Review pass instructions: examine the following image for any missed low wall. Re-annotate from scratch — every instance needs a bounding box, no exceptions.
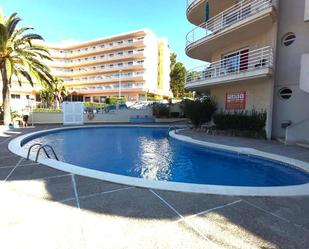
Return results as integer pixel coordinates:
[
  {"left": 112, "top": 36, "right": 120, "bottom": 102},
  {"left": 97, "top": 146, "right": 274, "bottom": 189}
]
[
  {"left": 30, "top": 112, "right": 63, "bottom": 124},
  {"left": 30, "top": 109, "right": 154, "bottom": 124},
  {"left": 85, "top": 109, "right": 153, "bottom": 123},
  {"left": 286, "top": 118, "right": 309, "bottom": 144}
]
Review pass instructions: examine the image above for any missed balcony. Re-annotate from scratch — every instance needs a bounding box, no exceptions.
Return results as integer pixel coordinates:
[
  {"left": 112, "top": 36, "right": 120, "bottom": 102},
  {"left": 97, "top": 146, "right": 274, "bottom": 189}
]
[
  {"left": 186, "top": 0, "right": 207, "bottom": 25},
  {"left": 186, "top": 46, "right": 273, "bottom": 90},
  {"left": 186, "top": 0, "right": 276, "bottom": 61},
  {"left": 49, "top": 52, "right": 145, "bottom": 68},
  {"left": 53, "top": 64, "right": 144, "bottom": 78}
]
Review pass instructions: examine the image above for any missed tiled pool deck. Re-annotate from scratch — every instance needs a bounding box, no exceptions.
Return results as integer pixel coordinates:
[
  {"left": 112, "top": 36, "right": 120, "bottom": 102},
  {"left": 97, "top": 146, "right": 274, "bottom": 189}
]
[{"left": 1, "top": 125, "right": 309, "bottom": 249}]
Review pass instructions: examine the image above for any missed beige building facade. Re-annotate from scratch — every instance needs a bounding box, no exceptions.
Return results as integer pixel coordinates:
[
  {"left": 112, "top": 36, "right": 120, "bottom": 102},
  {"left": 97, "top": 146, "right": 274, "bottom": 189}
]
[
  {"left": 185, "top": 0, "right": 309, "bottom": 143},
  {"left": 1, "top": 29, "right": 171, "bottom": 112}
]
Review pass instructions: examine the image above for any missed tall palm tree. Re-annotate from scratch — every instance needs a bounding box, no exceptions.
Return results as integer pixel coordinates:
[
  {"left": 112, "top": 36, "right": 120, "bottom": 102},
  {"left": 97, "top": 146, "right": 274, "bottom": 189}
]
[{"left": 0, "top": 10, "right": 53, "bottom": 125}]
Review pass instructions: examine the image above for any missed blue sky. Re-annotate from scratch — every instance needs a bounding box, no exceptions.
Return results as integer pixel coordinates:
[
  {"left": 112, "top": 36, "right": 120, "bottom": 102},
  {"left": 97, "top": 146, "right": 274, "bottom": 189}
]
[{"left": 1, "top": 0, "right": 203, "bottom": 69}]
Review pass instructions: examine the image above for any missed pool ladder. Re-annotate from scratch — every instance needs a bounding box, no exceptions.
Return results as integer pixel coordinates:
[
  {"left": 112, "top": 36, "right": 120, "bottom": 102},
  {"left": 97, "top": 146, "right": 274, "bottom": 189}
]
[
  {"left": 167, "top": 124, "right": 192, "bottom": 136},
  {"left": 26, "top": 143, "right": 59, "bottom": 162},
  {"left": 167, "top": 125, "right": 178, "bottom": 135}
]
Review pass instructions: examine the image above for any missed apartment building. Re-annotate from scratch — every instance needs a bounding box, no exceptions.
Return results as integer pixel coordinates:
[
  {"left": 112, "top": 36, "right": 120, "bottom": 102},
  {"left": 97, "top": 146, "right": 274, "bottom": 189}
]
[
  {"left": 1, "top": 29, "right": 171, "bottom": 112},
  {"left": 185, "top": 0, "right": 309, "bottom": 143}
]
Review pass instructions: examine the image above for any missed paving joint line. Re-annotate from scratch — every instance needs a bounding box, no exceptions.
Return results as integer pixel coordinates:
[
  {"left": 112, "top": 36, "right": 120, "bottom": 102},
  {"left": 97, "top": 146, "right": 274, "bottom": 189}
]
[
  {"left": 0, "top": 162, "right": 40, "bottom": 169},
  {"left": 78, "top": 186, "right": 135, "bottom": 200},
  {"left": 175, "top": 199, "right": 243, "bottom": 223},
  {"left": 242, "top": 199, "right": 291, "bottom": 223},
  {"left": 60, "top": 186, "right": 135, "bottom": 203},
  {"left": 71, "top": 174, "right": 80, "bottom": 209},
  {"left": 3, "top": 157, "right": 24, "bottom": 182},
  {"left": 149, "top": 189, "right": 219, "bottom": 249}
]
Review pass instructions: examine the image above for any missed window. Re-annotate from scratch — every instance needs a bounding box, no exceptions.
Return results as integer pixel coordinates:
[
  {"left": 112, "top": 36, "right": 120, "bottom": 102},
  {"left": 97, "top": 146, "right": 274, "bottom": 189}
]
[
  {"left": 93, "top": 96, "right": 100, "bottom": 103},
  {"left": 118, "top": 41, "right": 123, "bottom": 45},
  {"left": 279, "top": 88, "right": 293, "bottom": 100},
  {"left": 128, "top": 39, "right": 133, "bottom": 43},
  {"left": 128, "top": 61, "right": 133, "bottom": 66},
  {"left": 84, "top": 97, "right": 91, "bottom": 102},
  {"left": 137, "top": 37, "right": 144, "bottom": 41},
  {"left": 118, "top": 52, "right": 123, "bottom": 56},
  {"left": 118, "top": 63, "right": 123, "bottom": 67},
  {"left": 109, "top": 54, "right": 114, "bottom": 57},
  {"left": 128, "top": 50, "right": 133, "bottom": 55},
  {"left": 26, "top": 95, "right": 30, "bottom": 99},
  {"left": 282, "top": 33, "right": 296, "bottom": 46},
  {"left": 222, "top": 48, "right": 249, "bottom": 73},
  {"left": 11, "top": 94, "right": 20, "bottom": 99}
]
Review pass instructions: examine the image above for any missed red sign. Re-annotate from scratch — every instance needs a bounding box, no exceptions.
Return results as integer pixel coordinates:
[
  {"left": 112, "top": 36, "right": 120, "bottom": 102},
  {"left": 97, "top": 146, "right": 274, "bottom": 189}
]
[{"left": 225, "top": 91, "right": 246, "bottom": 110}]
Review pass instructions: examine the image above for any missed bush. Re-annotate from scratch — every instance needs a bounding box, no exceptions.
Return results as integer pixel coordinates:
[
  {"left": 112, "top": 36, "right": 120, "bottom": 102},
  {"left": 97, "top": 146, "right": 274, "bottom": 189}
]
[
  {"left": 106, "top": 97, "right": 125, "bottom": 105},
  {"left": 152, "top": 103, "right": 170, "bottom": 118},
  {"left": 183, "top": 98, "right": 217, "bottom": 127},
  {"left": 213, "top": 110, "right": 267, "bottom": 132},
  {"left": 33, "top": 108, "right": 62, "bottom": 113},
  {"left": 83, "top": 102, "right": 105, "bottom": 109}
]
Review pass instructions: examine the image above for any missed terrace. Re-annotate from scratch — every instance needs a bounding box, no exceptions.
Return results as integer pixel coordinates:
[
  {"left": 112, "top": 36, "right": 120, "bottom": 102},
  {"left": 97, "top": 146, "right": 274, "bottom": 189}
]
[{"left": 1, "top": 125, "right": 309, "bottom": 248}]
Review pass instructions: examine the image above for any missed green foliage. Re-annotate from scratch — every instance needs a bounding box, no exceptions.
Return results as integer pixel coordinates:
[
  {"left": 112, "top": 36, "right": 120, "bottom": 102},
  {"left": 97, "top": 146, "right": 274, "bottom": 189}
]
[
  {"left": 170, "top": 53, "right": 192, "bottom": 99},
  {"left": 105, "top": 97, "right": 125, "bottom": 105},
  {"left": 83, "top": 102, "right": 106, "bottom": 109},
  {"left": 40, "top": 77, "right": 68, "bottom": 108},
  {"left": 213, "top": 110, "right": 267, "bottom": 132},
  {"left": 152, "top": 103, "right": 170, "bottom": 118},
  {"left": 183, "top": 98, "right": 217, "bottom": 127},
  {"left": 33, "top": 108, "right": 62, "bottom": 113},
  {"left": 0, "top": 10, "right": 52, "bottom": 124}
]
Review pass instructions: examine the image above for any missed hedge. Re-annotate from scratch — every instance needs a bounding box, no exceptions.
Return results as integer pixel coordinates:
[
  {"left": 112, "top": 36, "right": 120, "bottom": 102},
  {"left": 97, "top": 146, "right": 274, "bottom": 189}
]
[{"left": 213, "top": 110, "right": 267, "bottom": 132}]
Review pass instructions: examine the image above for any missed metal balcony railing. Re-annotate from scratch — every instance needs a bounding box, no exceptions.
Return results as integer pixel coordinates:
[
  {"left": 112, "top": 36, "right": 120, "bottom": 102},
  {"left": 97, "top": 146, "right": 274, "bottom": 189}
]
[
  {"left": 186, "top": 0, "right": 273, "bottom": 49},
  {"left": 186, "top": 46, "right": 273, "bottom": 86}
]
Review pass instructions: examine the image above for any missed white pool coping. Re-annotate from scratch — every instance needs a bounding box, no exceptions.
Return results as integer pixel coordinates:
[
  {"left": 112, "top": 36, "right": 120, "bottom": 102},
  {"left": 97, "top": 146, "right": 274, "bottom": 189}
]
[{"left": 8, "top": 125, "right": 309, "bottom": 197}]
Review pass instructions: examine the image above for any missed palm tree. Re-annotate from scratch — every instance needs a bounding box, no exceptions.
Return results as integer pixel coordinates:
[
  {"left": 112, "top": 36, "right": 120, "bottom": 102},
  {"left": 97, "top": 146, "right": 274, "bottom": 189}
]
[
  {"left": 39, "top": 88, "right": 54, "bottom": 108},
  {"left": 50, "top": 77, "right": 68, "bottom": 108},
  {"left": 40, "top": 78, "right": 68, "bottom": 108},
  {"left": 0, "top": 10, "right": 53, "bottom": 125}
]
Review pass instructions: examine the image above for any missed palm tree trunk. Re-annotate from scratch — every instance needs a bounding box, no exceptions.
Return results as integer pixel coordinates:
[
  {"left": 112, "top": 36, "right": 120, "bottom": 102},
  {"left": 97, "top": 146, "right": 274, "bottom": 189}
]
[{"left": 1, "top": 64, "right": 11, "bottom": 125}]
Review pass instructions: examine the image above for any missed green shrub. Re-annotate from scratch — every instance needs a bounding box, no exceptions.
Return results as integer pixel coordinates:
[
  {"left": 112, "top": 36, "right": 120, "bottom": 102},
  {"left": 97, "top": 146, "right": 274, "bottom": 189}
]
[
  {"left": 152, "top": 103, "right": 170, "bottom": 118},
  {"left": 84, "top": 102, "right": 105, "bottom": 109},
  {"left": 106, "top": 97, "right": 126, "bottom": 105},
  {"left": 213, "top": 110, "right": 267, "bottom": 132},
  {"left": 33, "top": 108, "right": 62, "bottom": 113},
  {"left": 183, "top": 98, "right": 217, "bottom": 127}
]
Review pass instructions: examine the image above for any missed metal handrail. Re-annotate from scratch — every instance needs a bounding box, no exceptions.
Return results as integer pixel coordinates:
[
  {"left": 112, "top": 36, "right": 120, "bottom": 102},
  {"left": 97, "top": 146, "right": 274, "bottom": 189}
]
[
  {"left": 26, "top": 143, "right": 59, "bottom": 162},
  {"left": 186, "top": 0, "right": 273, "bottom": 48},
  {"left": 35, "top": 145, "right": 59, "bottom": 162},
  {"left": 186, "top": 46, "right": 273, "bottom": 85},
  {"left": 26, "top": 143, "right": 50, "bottom": 160},
  {"left": 167, "top": 126, "right": 178, "bottom": 135}
]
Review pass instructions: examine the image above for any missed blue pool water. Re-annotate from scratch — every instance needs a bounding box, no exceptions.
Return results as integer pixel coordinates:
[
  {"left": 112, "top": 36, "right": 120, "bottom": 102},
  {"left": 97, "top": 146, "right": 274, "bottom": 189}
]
[{"left": 23, "top": 127, "right": 309, "bottom": 187}]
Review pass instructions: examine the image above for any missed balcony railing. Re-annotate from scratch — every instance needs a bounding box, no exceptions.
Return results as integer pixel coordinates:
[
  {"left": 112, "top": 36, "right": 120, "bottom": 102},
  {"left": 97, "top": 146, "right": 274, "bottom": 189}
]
[
  {"left": 186, "top": 46, "right": 273, "bottom": 86},
  {"left": 187, "top": 0, "right": 202, "bottom": 8},
  {"left": 186, "top": 0, "right": 273, "bottom": 48}
]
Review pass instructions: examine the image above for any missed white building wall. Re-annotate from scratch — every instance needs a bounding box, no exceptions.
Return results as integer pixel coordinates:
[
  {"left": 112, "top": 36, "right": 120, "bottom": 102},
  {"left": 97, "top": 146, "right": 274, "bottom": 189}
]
[
  {"left": 143, "top": 30, "right": 159, "bottom": 93},
  {"left": 159, "top": 38, "right": 172, "bottom": 96}
]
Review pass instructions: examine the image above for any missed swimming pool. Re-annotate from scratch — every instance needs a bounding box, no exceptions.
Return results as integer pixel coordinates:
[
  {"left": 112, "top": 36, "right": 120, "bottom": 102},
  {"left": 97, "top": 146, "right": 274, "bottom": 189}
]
[{"left": 9, "top": 126, "right": 309, "bottom": 196}]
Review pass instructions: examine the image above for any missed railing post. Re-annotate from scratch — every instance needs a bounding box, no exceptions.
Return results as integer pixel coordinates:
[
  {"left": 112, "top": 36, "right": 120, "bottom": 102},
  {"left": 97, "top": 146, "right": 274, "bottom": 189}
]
[{"left": 260, "top": 48, "right": 264, "bottom": 68}]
